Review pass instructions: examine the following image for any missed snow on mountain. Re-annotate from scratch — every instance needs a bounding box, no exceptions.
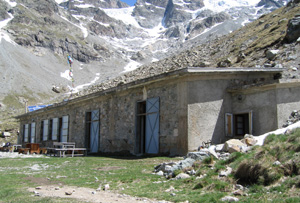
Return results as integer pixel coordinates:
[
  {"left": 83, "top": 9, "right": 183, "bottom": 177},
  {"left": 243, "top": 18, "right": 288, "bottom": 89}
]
[
  {"left": 0, "top": 13, "right": 16, "bottom": 45},
  {"left": 202, "top": 0, "right": 262, "bottom": 12},
  {"left": 4, "top": 0, "right": 17, "bottom": 7}
]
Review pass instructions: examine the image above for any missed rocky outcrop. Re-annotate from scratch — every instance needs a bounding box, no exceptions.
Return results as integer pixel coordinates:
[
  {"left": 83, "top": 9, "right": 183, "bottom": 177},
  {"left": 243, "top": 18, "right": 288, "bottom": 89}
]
[
  {"left": 163, "top": 0, "right": 204, "bottom": 28},
  {"left": 133, "top": 0, "right": 167, "bottom": 29},
  {"left": 59, "top": 0, "right": 129, "bottom": 9},
  {"left": 0, "top": 1, "right": 11, "bottom": 21},
  {"left": 186, "top": 12, "right": 231, "bottom": 40},
  {"left": 285, "top": 14, "right": 300, "bottom": 43}
]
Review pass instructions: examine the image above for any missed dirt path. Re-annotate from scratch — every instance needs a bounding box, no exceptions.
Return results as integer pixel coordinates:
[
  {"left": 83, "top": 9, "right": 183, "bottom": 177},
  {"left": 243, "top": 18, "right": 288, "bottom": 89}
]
[{"left": 28, "top": 185, "right": 169, "bottom": 203}]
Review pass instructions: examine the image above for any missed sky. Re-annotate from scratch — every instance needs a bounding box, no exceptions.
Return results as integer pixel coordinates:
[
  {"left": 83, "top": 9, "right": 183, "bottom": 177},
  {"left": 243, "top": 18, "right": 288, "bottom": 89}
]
[{"left": 121, "top": 0, "right": 137, "bottom": 6}]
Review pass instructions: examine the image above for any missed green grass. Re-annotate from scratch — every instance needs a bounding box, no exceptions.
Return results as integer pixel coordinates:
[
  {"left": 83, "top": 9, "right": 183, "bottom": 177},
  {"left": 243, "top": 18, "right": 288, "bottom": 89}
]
[{"left": 1, "top": 129, "right": 300, "bottom": 202}]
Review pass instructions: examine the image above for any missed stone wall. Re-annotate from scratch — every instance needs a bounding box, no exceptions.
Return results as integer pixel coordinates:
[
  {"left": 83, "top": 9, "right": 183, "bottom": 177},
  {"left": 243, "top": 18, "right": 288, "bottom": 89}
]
[{"left": 18, "top": 76, "right": 186, "bottom": 155}]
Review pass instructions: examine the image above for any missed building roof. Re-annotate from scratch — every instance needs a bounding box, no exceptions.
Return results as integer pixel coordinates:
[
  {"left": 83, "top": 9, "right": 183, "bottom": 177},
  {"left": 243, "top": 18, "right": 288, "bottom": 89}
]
[{"left": 16, "top": 67, "right": 283, "bottom": 119}]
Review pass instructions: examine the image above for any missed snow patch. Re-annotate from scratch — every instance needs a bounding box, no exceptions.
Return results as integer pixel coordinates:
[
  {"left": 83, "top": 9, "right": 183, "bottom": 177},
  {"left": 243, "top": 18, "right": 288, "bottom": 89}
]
[
  {"left": 70, "top": 75, "right": 100, "bottom": 93},
  {"left": 4, "top": 0, "right": 17, "bottom": 7},
  {"left": 75, "top": 4, "right": 95, "bottom": 8},
  {"left": 55, "top": 0, "right": 68, "bottom": 4},
  {"left": 202, "top": 0, "right": 261, "bottom": 13},
  {"left": 60, "top": 15, "right": 88, "bottom": 38},
  {"left": 60, "top": 69, "right": 73, "bottom": 81},
  {"left": 103, "top": 7, "right": 140, "bottom": 28},
  {"left": 255, "top": 121, "right": 300, "bottom": 146},
  {"left": 0, "top": 13, "right": 17, "bottom": 45},
  {"left": 123, "top": 60, "right": 141, "bottom": 72}
]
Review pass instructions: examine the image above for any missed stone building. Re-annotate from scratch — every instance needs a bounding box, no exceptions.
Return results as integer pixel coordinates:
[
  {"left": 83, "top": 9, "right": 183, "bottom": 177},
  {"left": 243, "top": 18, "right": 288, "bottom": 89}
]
[{"left": 16, "top": 67, "right": 300, "bottom": 155}]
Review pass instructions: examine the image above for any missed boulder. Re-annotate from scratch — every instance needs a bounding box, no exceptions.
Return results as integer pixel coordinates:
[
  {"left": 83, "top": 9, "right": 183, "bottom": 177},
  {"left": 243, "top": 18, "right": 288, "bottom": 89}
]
[
  {"left": 219, "top": 166, "right": 233, "bottom": 177},
  {"left": 221, "top": 196, "right": 239, "bottom": 202},
  {"left": 285, "top": 15, "right": 300, "bottom": 43},
  {"left": 223, "top": 139, "right": 247, "bottom": 153},
  {"left": 175, "top": 173, "right": 190, "bottom": 180},
  {"left": 266, "top": 49, "right": 279, "bottom": 60},
  {"left": 186, "top": 151, "right": 209, "bottom": 161}
]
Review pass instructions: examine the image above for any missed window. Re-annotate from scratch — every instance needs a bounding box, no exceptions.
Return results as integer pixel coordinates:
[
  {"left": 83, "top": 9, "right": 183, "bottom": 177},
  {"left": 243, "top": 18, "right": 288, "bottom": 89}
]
[
  {"left": 24, "top": 124, "right": 29, "bottom": 142},
  {"left": 52, "top": 118, "right": 59, "bottom": 140},
  {"left": 225, "top": 112, "right": 253, "bottom": 137},
  {"left": 60, "top": 116, "right": 69, "bottom": 142},
  {"left": 42, "top": 120, "right": 49, "bottom": 141},
  {"left": 30, "top": 122, "right": 36, "bottom": 143}
]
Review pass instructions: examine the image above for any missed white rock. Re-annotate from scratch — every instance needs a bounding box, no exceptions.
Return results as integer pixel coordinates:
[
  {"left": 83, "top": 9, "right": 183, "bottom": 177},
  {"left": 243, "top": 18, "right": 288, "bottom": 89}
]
[
  {"left": 156, "top": 171, "right": 164, "bottom": 176},
  {"left": 104, "top": 184, "right": 110, "bottom": 191},
  {"left": 175, "top": 173, "right": 190, "bottom": 180},
  {"left": 219, "top": 166, "right": 233, "bottom": 177},
  {"left": 215, "top": 144, "right": 224, "bottom": 152},
  {"left": 273, "top": 160, "right": 281, "bottom": 166},
  {"left": 221, "top": 196, "right": 239, "bottom": 202}
]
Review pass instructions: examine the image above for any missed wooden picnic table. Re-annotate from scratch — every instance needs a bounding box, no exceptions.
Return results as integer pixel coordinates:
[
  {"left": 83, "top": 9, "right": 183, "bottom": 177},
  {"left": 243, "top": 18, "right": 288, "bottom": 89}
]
[{"left": 48, "top": 142, "right": 87, "bottom": 157}]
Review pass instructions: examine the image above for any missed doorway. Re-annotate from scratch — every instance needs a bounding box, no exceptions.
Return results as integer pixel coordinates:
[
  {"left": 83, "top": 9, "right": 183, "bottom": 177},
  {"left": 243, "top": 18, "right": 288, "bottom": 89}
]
[
  {"left": 86, "top": 110, "right": 100, "bottom": 153},
  {"left": 136, "top": 97, "right": 160, "bottom": 154}
]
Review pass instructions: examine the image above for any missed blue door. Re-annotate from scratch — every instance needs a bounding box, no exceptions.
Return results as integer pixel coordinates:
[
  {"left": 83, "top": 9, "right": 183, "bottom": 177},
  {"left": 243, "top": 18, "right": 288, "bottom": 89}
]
[
  {"left": 145, "top": 97, "right": 160, "bottom": 154},
  {"left": 90, "top": 110, "right": 100, "bottom": 153}
]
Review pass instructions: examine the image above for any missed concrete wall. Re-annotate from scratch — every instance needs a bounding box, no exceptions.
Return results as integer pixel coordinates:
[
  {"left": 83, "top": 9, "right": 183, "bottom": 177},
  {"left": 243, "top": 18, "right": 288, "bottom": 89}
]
[
  {"left": 276, "top": 86, "right": 300, "bottom": 128},
  {"left": 187, "top": 79, "right": 232, "bottom": 151},
  {"left": 231, "top": 89, "right": 278, "bottom": 136}
]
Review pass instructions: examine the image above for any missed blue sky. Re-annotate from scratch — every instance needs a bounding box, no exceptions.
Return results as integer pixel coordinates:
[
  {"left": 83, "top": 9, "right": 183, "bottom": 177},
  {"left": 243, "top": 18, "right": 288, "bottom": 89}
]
[{"left": 121, "top": 0, "right": 137, "bottom": 6}]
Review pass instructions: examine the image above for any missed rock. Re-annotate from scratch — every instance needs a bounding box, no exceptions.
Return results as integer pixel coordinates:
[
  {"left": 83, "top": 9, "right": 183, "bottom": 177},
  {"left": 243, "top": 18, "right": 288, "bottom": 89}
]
[
  {"left": 235, "top": 184, "right": 244, "bottom": 190},
  {"left": 65, "top": 191, "right": 73, "bottom": 195},
  {"left": 223, "top": 139, "right": 247, "bottom": 153},
  {"left": 215, "top": 144, "right": 224, "bottom": 152},
  {"left": 165, "top": 186, "right": 175, "bottom": 192},
  {"left": 103, "top": 184, "right": 110, "bottom": 191},
  {"left": 273, "top": 160, "right": 282, "bottom": 166},
  {"left": 219, "top": 166, "right": 233, "bottom": 177},
  {"left": 218, "top": 58, "right": 232, "bottom": 67},
  {"left": 171, "top": 158, "right": 195, "bottom": 172},
  {"left": 154, "top": 162, "right": 177, "bottom": 173},
  {"left": 244, "top": 137, "right": 257, "bottom": 146},
  {"left": 232, "top": 190, "right": 244, "bottom": 196},
  {"left": 55, "top": 187, "right": 60, "bottom": 190},
  {"left": 208, "top": 145, "right": 219, "bottom": 159},
  {"left": 175, "top": 173, "right": 190, "bottom": 180},
  {"left": 187, "top": 169, "right": 196, "bottom": 175},
  {"left": 221, "top": 196, "right": 239, "bottom": 202},
  {"left": 156, "top": 171, "right": 164, "bottom": 176},
  {"left": 266, "top": 49, "right": 279, "bottom": 60},
  {"left": 186, "top": 152, "right": 209, "bottom": 161},
  {"left": 34, "top": 191, "right": 40, "bottom": 196},
  {"left": 285, "top": 15, "right": 300, "bottom": 43},
  {"left": 35, "top": 186, "right": 42, "bottom": 190}
]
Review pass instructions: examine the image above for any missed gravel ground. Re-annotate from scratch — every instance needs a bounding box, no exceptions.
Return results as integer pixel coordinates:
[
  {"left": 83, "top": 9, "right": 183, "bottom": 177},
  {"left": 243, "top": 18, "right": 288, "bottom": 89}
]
[
  {"left": 28, "top": 185, "right": 170, "bottom": 203},
  {"left": 0, "top": 152, "right": 46, "bottom": 158}
]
